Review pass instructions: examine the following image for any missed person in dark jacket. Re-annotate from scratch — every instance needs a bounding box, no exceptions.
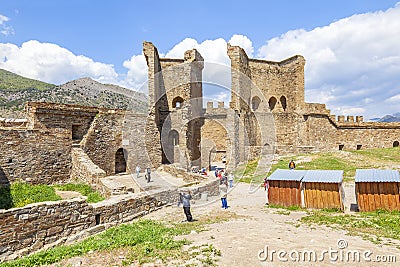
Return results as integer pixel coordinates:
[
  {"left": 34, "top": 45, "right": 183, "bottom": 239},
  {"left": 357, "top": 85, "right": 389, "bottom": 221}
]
[
  {"left": 179, "top": 190, "right": 193, "bottom": 222},
  {"left": 288, "top": 160, "right": 296, "bottom": 170}
]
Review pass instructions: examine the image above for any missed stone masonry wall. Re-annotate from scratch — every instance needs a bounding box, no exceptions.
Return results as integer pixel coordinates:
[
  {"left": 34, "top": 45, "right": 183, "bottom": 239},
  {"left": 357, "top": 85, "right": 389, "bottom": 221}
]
[
  {"left": 81, "top": 110, "right": 124, "bottom": 175},
  {"left": 0, "top": 178, "right": 219, "bottom": 261},
  {"left": 0, "top": 128, "right": 71, "bottom": 185},
  {"left": 70, "top": 147, "right": 109, "bottom": 196}
]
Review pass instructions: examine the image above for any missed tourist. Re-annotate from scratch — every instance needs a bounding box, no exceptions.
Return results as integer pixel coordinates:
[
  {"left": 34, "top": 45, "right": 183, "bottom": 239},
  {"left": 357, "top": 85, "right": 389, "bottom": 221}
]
[
  {"left": 178, "top": 190, "right": 193, "bottom": 222},
  {"left": 228, "top": 172, "right": 234, "bottom": 188},
  {"left": 145, "top": 167, "right": 151, "bottom": 183},
  {"left": 135, "top": 165, "right": 141, "bottom": 178},
  {"left": 289, "top": 160, "right": 296, "bottom": 170},
  {"left": 264, "top": 178, "right": 269, "bottom": 205},
  {"left": 219, "top": 178, "right": 229, "bottom": 209}
]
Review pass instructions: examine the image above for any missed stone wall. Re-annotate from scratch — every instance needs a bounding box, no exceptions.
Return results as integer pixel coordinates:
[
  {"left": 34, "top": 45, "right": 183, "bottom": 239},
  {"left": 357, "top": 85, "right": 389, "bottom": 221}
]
[
  {"left": 0, "top": 179, "right": 219, "bottom": 261},
  {"left": 160, "top": 164, "right": 209, "bottom": 183},
  {"left": 227, "top": 44, "right": 400, "bottom": 157},
  {"left": 143, "top": 41, "right": 204, "bottom": 169},
  {"left": 0, "top": 128, "right": 71, "bottom": 185},
  {"left": 0, "top": 198, "right": 94, "bottom": 259},
  {"left": 70, "top": 147, "right": 108, "bottom": 195},
  {"left": 81, "top": 110, "right": 124, "bottom": 175}
]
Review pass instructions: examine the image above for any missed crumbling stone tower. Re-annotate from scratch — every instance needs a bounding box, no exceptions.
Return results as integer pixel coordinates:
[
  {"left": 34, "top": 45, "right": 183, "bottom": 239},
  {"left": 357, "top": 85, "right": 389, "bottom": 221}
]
[
  {"left": 228, "top": 44, "right": 306, "bottom": 156},
  {"left": 143, "top": 41, "right": 204, "bottom": 170}
]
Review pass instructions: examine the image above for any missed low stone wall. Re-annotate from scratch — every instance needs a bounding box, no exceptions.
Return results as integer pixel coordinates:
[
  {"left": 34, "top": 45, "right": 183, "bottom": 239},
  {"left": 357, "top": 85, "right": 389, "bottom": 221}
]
[
  {"left": 70, "top": 147, "right": 109, "bottom": 196},
  {"left": 160, "top": 165, "right": 208, "bottom": 183},
  {"left": 0, "top": 198, "right": 94, "bottom": 260},
  {"left": 0, "top": 178, "right": 219, "bottom": 262}
]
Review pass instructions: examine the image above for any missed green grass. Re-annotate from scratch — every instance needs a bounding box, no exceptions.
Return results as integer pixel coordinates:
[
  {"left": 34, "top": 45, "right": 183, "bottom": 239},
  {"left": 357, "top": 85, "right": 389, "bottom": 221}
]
[
  {"left": 54, "top": 183, "right": 105, "bottom": 203},
  {"left": 266, "top": 203, "right": 305, "bottom": 211},
  {"left": 0, "top": 182, "right": 61, "bottom": 209},
  {"left": 0, "top": 182, "right": 104, "bottom": 209},
  {"left": 0, "top": 219, "right": 220, "bottom": 267},
  {"left": 268, "top": 147, "right": 400, "bottom": 181},
  {"left": 0, "top": 69, "right": 55, "bottom": 92},
  {"left": 352, "top": 147, "right": 400, "bottom": 162},
  {"left": 233, "top": 157, "right": 265, "bottom": 184},
  {"left": 301, "top": 209, "right": 400, "bottom": 241}
]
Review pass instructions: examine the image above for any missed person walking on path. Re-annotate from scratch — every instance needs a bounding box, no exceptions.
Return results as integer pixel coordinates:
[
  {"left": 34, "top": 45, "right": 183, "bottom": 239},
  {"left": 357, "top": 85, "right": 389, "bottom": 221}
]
[
  {"left": 178, "top": 190, "right": 193, "bottom": 222},
  {"left": 264, "top": 178, "right": 270, "bottom": 205},
  {"left": 228, "top": 172, "right": 234, "bottom": 188},
  {"left": 135, "top": 166, "right": 141, "bottom": 178},
  {"left": 145, "top": 167, "right": 151, "bottom": 183},
  {"left": 219, "top": 178, "right": 229, "bottom": 209},
  {"left": 289, "top": 160, "right": 296, "bottom": 170}
]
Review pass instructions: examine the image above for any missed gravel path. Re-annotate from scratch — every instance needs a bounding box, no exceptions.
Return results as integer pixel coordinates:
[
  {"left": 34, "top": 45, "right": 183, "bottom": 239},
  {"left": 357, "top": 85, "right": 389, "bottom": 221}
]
[{"left": 145, "top": 182, "right": 400, "bottom": 266}]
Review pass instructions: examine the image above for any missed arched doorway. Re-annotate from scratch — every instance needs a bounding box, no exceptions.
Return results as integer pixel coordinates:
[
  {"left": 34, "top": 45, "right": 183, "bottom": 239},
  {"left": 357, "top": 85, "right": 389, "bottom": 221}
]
[
  {"left": 165, "top": 130, "right": 180, "bottom": 164},
  {"left": 115, "top": 148, "right": 127, "bottom": 174},
  {"left": 169, "top": 130, "right": 179, "bottom": 146},
  {"left": 394, "top": 141, "right": 399, "bottom": 147}
]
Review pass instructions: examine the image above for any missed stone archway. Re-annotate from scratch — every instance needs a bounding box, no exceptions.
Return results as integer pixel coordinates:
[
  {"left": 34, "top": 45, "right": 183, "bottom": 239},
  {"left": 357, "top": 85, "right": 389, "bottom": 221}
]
[
  {"left": 115, "top": 148, "right": 127, "bottom": 174},
  {"left": 394, "top": 141, "right": 399, "bottom": 147}
]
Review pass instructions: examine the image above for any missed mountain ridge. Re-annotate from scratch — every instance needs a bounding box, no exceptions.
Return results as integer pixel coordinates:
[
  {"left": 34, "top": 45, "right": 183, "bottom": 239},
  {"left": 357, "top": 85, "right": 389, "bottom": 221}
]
[{"left": 0, "top": 69, "right": 148, "bottom": 118}]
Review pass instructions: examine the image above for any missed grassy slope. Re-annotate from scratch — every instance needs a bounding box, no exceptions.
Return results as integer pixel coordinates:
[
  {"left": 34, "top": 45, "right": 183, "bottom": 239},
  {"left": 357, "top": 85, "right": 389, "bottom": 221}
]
[
  {"left": 234, "top": 147, "right": 400, "bottom": 184},
  {"left": 0, "top": 69, "right": 55, "bottom": 91}
]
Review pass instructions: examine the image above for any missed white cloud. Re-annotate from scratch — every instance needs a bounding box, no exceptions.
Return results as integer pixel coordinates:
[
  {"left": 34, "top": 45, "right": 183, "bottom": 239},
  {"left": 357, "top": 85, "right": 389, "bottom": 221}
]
[
  {"left": 122, "top": 37, "right": 233, "bottom": 93},
  {"left": 332, "top": 107, "right": 366, "bottom": 116},
  {"left": 122, "top": 54, "right": 148, "bottom": 91},
  {"left": 0, "top": 40, "right": 118, "bottom": 85},
  {"left": 228, "top": 34, "right": 254, "bottom": 57},
  {"left": 0, "top": 14, "right": 14, "bottom": 36},
  {"left": 258, "top": 4, "right": 400, "bottom": 118},
  {"left": 385, "top": 94, "right": 400, "bottom": 103}
]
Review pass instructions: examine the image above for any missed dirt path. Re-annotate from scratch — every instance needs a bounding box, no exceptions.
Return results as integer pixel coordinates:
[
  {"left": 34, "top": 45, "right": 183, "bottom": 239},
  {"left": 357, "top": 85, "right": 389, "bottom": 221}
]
[
  {"left": 46, "top": 182, "right": 400, "bottom": 266},
  {"left": 145, "top": 182, "right": 400, "bottom": 266}
]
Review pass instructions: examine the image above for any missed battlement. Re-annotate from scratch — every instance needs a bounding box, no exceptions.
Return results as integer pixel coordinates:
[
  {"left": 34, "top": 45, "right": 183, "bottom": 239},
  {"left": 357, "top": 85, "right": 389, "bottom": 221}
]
[
  {"left": 304, "top": 103, "right": 330, "bottom": 115},
  {"left": 204, "top": 101, "right": 227, "bottom": 114},
  {"left": 336, "top": 115, "right": 364, "bottom": 123}
]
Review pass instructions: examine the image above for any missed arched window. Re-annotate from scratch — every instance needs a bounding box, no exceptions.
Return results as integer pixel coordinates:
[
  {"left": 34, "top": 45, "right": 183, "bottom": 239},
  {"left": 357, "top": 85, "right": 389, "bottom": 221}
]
[
  {"left": 280, "top": 96, "right": 287, "bottom": 111},
  {"left": 252, "top": 96, "right": 261, "bottom": 111},
  {"left": 269, "top": 97, "right": 277, "bottom": 111},
  {"left": 393, "top": 141, "right": 399, "bottom": 147},
  {"left": 172, "top": 96, "right": 184, "bottom": 109},
  {"left": 169, "top": 130, "right": 179, "bottom": 146},
  {"left": 115, "top": 148, "right": 127, "bottom": 174}
]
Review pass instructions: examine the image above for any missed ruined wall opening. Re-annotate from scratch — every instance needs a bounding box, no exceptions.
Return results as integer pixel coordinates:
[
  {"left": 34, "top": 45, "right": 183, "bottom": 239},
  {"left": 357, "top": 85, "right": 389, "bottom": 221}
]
[
  {"left": 168, "top": 130, "right": 179, "bottom": 146},
  {"left": 72, "top": 124, "right": 84, "bottom": 141},
  {"left": 357, "top": 145, "right": 362, "bottom": 150},
  {"left": 394, "top": 141, "right": 399, "bottom": 147},
  {"left": 172, "top": 96, "right": 184, "bottom": 109},
  {"left": 339, "top": 144, "right": 344, "bottom": 151},
  {"left": 280, "top": 96, "right": 287, "bottom": 111},
  {"left": 251, "top": 96, "right": 261, "bottom": 111},
  {"left": 269, "top": 97, "right": 277, "bottom": 111},
  {"left": 115, "top": 148, "right": 127, "bottom": 174}
]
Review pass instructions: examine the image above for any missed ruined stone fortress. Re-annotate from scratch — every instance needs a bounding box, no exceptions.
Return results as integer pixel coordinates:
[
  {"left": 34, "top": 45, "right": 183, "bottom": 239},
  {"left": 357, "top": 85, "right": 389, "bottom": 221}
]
[
  {"left": 1, "top": 41, "right": 400, "bottom": 186},
  {"left": 1, "top": 41, "right": 400, "bottom": 260}
]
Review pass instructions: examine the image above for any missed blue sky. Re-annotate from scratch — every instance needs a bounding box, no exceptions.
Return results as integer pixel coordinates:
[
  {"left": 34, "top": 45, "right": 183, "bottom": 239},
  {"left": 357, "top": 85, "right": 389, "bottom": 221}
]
[{"left": 1, "top": 0, "right": 400, "bottom": 119}]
